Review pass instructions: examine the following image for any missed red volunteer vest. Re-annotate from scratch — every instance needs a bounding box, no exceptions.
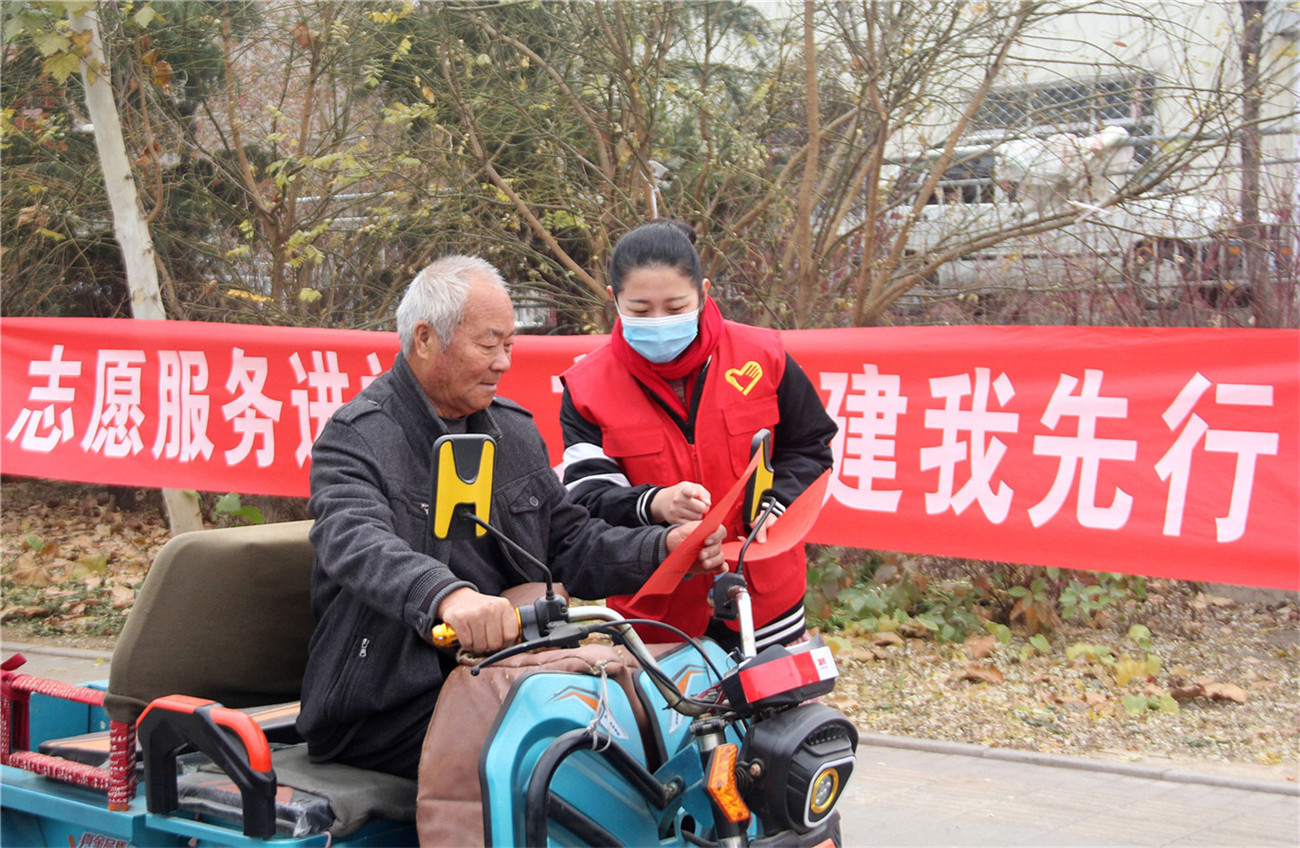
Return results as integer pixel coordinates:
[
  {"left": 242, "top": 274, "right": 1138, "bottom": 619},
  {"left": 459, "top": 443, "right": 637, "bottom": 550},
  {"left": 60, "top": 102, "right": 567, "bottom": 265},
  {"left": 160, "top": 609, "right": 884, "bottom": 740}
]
[{"left": 564, "top": 321, "right": 807, "bottom": 638}]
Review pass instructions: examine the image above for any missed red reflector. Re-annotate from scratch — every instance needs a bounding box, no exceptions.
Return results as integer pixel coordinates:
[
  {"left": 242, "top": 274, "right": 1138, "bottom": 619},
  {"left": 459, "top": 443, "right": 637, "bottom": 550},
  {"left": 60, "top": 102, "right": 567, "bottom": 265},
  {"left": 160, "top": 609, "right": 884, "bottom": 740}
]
[{"left": 737, "top": 644, "right": 836, "bottom": 702}]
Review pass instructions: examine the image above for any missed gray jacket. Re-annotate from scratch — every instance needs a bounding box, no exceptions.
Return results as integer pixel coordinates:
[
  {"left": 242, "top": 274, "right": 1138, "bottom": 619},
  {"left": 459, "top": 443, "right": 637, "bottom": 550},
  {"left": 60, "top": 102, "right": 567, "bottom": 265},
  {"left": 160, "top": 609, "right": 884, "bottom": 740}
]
[{"left": 297, "top": 355, "right": 668, "bottom": 756}]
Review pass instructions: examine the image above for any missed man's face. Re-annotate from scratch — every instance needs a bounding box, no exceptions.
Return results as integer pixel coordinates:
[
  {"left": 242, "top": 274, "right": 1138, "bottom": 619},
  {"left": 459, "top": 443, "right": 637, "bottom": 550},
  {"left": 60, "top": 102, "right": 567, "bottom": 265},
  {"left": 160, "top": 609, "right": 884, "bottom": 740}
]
[{"left": 409, "top": 277, "right": 516, "bottom": 419}]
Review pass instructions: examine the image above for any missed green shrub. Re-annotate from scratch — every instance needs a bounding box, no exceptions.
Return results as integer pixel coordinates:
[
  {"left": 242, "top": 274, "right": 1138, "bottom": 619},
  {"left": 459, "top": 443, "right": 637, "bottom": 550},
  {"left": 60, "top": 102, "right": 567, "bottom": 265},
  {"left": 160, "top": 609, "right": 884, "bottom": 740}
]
[
  {"left": 213, "top": 493, "right": 266, "bottom": 526},
  {"left": 806, "top": 551, "right": 1149, "bottom": 644}
]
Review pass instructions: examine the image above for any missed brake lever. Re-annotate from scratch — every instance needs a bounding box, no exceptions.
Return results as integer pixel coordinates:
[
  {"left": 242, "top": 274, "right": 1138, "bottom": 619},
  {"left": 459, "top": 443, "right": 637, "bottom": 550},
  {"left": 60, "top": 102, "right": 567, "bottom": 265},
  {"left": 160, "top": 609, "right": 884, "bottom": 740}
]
[{"left": 469, "top": 622, "right": 594, "bottom": 675}]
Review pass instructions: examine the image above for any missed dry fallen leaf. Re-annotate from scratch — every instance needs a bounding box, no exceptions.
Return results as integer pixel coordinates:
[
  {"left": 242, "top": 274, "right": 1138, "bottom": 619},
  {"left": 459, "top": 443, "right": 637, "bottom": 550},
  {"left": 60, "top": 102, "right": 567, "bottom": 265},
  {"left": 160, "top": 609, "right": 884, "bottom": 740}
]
[
  {"left": 835, "top": 646, "right": 879, "bottom": 663},
  {"left": 74, "top": 554, "right": 109, "bottom": 575},
  {"left": 1170, "top": 683, "right": 1204, "bottom": 702},
  {"left": 68, "top": 534, "right": 95, "bottom": 552},
  {"left": 110, "top": 584, "right": 136, "bottom": 610},
  {"left": 825, "top": 693, "right": 860, "bottom": 712},
  {"left": 1169, "top": 681, "right": 1249, "bottom": 704},
  {"left": 950, "top": 663, "right": 1005, "bottom": 685},
  {"left": 8, "top": 553, "right": 51, "bottom": 587},
  {"left": 870, "top": 632, "right": 905, "bottom": 648},
  {"left": 1202, "top": 683, "right": 1249, "bottom": 704},
  {"left": 2, "top": 605, "right": 52, "bottom": 619},
  {"left": 965, "top": 633, "right": 997, "bottom": 660}
]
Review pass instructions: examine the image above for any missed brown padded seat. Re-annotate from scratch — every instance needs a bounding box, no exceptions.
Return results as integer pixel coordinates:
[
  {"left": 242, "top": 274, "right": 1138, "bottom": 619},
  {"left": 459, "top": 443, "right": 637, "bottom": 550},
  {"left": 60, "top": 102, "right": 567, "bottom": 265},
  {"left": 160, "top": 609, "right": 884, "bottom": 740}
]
[
  {"left": 104, "top": 520, "right": 316, "bottom": 725},
  {"left": 99, "top": 520, "right": 417, "bottom": 838}
]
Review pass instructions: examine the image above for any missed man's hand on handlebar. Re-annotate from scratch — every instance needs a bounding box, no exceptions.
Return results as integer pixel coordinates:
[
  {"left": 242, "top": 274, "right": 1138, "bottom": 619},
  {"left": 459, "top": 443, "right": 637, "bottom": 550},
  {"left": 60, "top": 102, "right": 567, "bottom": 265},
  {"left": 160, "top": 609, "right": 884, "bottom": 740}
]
[
  {"left": 436, "top": 587, "right": 520, "bottom": 655},
  {"left": 667, "top": 522, "right": 728, "bottom": 576}
]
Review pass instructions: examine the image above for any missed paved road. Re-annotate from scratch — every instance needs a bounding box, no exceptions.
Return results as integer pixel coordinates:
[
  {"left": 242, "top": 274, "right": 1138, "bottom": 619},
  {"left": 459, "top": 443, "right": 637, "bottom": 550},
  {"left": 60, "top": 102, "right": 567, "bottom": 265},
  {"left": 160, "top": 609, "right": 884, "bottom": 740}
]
[
  {"left": 838, "top": 736, "right": 1298, "bottom": 846},
  {"left": 5, "top": 641, "right": 1297, "bottom": 846}
]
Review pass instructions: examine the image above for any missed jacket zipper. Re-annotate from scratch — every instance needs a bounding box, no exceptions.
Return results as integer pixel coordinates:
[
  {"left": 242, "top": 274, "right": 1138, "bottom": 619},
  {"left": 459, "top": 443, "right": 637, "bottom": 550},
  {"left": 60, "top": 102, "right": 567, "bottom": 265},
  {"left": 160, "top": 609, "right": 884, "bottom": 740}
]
[{"left": 359, "top": 637, "right": 370, "bottom": 658}]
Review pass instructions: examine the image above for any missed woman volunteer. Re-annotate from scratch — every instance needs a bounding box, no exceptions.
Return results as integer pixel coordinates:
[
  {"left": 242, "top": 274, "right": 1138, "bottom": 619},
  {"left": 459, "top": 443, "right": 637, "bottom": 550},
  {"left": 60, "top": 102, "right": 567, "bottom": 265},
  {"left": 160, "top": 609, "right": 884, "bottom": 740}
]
[{"left": 559, "top": 220, "right": 838, "bottom": 652}]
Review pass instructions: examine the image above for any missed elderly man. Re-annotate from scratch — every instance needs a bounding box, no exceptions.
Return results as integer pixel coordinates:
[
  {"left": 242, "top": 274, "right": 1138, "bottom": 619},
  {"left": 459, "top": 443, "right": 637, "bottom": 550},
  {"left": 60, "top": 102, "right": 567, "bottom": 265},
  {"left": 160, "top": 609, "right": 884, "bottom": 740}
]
[{"left": 296, "top": 255, "right": 725, "bottom": 779}]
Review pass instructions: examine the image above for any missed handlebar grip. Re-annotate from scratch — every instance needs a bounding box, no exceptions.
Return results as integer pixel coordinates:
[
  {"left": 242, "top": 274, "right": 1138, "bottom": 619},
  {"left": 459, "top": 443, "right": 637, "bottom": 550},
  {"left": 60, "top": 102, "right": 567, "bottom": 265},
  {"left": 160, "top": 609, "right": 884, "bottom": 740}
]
[
  {"left": 431, "top": 607, "right": 524, "bottom": 649},
  {"left": 431, "top": 622, "right": 458, "bottom": 649}
]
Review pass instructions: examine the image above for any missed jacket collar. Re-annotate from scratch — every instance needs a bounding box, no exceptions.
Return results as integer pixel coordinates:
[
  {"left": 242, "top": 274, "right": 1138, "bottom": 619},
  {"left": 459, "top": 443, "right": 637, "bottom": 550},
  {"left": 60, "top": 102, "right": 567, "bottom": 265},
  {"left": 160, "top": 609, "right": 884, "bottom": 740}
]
[{"left": 390, "top": 353, "right": 503, "bottom": 442}]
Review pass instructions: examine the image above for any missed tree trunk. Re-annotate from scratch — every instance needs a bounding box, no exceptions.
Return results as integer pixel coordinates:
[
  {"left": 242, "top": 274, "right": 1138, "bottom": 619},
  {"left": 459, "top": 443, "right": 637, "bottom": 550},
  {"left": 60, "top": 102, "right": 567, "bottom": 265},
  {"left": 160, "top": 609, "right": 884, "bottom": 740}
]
[
  {"left": 792, "top": 0, "right": 821, "bottom": 327},
  {"left": 1238, "top": 0, "right": 1272, "bottom": 326},
  {"left": 73, "top": 5, "right": 204, "bottom": 535}
]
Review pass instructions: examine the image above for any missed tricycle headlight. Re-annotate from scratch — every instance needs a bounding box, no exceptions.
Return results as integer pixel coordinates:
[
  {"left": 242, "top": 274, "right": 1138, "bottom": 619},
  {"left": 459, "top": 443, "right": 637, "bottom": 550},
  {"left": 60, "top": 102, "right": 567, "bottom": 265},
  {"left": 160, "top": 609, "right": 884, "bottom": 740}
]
[
  {"left": 809, "top": 765, "right": 840, "bottom": 815},
  {"left": 739, "top": 704, "right": 858, "bottom": 833}
]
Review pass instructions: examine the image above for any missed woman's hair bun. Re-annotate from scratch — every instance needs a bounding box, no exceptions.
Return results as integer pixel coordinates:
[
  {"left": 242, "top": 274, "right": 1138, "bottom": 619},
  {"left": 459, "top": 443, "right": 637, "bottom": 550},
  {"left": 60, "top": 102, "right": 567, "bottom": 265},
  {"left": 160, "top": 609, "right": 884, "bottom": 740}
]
[{"left": 659, "top": 218, "right": 696, "bottom": 245}]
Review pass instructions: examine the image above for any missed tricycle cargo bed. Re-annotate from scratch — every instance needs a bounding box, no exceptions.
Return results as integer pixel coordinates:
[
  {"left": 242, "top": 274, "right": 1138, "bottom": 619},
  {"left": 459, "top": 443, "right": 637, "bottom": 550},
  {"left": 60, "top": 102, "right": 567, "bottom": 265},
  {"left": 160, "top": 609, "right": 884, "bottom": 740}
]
[{"left": 2, "top": 521, "right": 418, "bottom": 844}]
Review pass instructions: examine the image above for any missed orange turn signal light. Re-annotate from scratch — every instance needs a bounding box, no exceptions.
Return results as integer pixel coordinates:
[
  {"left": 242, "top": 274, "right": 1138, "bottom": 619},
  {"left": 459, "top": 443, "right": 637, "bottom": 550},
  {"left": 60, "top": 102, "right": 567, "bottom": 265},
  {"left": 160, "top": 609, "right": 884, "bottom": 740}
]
[{"left": 705, "top": 743, "right": 750, "bottom": 824}]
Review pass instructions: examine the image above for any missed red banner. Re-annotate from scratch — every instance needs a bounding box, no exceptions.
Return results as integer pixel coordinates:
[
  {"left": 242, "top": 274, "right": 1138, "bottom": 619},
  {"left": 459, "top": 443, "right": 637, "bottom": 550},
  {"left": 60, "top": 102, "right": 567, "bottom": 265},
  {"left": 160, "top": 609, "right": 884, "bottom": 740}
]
[{"left": 2, "top": 318, "right": 1296, "bottom": 589}]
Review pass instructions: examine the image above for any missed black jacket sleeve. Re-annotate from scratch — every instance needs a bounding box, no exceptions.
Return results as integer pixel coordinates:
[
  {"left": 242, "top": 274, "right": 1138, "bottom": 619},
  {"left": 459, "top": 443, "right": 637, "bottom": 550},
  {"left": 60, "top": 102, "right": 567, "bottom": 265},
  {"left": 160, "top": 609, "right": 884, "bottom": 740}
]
[{"left": 559, "top": 387, "right": 662, "bottom": 526}]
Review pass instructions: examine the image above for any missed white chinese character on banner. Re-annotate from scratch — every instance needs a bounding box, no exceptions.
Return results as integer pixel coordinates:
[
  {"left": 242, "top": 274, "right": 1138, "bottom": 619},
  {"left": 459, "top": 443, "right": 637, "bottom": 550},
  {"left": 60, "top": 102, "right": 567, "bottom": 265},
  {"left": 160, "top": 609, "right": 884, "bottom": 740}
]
[
  {"left": 1154, "top": 373, "right": 1279, "bottom": 543},
  {"left": 920, "top": 368, "right": 1020, "bottom": 522},
  {"left": 4, "top": 344, "right": 82, "bottom": 452},
  {"left": 152, "top": 351, "right": 214, "bottom": 462},
  {"left": 290, "top": 350, "right": 350, "bottom": 466},
  {"left": 222, "top": 348, "right": 284, "bottom": 467},
  {"left": 360, "top": 352, "right": 385, "bottom": 390},
  {"left": 1028, "top": 369, "right": 1138, "bottom": 530},
  {"left": 80, "top": 350, "right": 147, "bottom": 458},
  {"left": 821, "top": 364, "right": 908, "bottom": 512}
]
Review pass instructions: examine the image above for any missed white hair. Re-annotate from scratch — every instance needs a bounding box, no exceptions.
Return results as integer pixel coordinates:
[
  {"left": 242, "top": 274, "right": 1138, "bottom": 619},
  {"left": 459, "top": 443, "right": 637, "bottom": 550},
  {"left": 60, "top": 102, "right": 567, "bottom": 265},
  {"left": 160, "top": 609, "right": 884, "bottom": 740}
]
[{"left": 396, "top": 255, "right": 509, "bottom": 354}]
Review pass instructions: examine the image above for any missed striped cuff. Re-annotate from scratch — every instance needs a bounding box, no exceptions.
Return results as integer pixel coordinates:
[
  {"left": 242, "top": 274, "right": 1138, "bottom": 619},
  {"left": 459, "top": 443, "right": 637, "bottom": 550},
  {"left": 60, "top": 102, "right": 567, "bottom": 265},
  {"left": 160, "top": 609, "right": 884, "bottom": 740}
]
[
  {"left": 636, "top": 487, "right": 661, "bottom": 525},
  {"left": 753, "top": 604, "right": 807, "bottom": 652}
]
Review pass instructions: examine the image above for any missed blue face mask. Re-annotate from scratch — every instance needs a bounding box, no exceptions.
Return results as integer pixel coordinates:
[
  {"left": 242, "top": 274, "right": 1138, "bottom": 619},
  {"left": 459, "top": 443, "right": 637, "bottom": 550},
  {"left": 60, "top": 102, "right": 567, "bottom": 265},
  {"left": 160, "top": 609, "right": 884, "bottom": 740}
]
[{"left": 618, "top": 307, "right": 699, "bottom": 363}]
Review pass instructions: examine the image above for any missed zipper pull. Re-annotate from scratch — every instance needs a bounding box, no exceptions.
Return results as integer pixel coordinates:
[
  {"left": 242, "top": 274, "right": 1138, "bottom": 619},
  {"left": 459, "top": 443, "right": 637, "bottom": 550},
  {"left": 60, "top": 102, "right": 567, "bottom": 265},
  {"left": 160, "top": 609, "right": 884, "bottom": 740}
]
[{"left": 359, "top": 637, "right": 370, "bottom": 658}]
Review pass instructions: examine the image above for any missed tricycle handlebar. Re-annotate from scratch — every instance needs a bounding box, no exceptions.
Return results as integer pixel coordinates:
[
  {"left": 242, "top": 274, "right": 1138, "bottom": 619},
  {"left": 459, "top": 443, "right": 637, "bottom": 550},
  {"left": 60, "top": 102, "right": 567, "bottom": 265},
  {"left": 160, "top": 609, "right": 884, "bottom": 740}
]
[{"left": 436, "top": 602, "right": 729, "bottom": 718}]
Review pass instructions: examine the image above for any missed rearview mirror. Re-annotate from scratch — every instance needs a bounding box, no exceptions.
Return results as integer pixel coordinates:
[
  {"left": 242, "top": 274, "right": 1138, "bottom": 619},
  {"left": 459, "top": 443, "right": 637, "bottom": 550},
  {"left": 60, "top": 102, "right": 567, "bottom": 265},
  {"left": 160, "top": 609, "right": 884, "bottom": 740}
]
[
  {"left": 743, "top": 429, "right": 774, "bottom": 533},
  {"left": 429, "top": 434, "right": 495, "bottom": 540}
]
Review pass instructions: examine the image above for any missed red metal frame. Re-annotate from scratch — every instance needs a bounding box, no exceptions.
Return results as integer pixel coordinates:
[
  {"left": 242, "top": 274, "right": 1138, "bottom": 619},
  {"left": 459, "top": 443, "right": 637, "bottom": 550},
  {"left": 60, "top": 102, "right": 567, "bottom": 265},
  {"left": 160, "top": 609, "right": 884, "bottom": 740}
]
[{"left": 0, "top": 653, "right": 137, "bottom": 810}]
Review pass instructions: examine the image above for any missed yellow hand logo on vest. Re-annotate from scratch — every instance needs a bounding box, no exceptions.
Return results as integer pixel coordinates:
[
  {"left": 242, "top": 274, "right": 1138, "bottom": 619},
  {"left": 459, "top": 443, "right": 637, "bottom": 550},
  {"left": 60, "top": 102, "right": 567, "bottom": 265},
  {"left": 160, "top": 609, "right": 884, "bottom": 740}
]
[{"left": 725, "top": 361, "right": 763, "bottom": 395}]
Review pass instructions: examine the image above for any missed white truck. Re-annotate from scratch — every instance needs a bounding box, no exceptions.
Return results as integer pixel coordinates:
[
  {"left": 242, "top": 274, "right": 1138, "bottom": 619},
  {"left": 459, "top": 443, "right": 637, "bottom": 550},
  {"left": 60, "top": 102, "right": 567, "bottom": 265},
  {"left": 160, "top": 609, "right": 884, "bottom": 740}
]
[
  {"left": 886, "top": 1, "right": 1297, "bottom": 320},
  {"left": 895, "top": 126, "right": 1270, "bottom": 313}
]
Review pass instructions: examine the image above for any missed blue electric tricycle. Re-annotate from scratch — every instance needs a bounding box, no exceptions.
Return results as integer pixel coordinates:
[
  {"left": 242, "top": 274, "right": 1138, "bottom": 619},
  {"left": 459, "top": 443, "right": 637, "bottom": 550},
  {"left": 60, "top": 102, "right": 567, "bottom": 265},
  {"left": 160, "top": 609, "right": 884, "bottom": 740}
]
[{"left": 2, "top": 432, "right": 857, "bottom": 846}]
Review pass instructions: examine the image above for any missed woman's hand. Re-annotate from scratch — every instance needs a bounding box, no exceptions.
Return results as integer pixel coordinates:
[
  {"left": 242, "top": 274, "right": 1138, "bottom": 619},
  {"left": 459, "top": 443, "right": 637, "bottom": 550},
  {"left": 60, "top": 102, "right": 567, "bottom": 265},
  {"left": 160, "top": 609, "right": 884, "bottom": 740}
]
[
  {"left": 651, "top": 482, "right": 712, "bottom": 524},
  {"left": 752, "top": 511, "right": 779, "bottom": 544},
  {"left": 665, "top": 522, "right": 728, "bottom": 576}
]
